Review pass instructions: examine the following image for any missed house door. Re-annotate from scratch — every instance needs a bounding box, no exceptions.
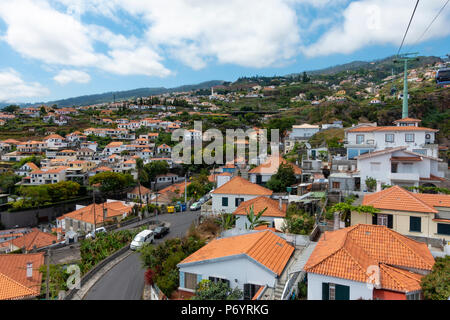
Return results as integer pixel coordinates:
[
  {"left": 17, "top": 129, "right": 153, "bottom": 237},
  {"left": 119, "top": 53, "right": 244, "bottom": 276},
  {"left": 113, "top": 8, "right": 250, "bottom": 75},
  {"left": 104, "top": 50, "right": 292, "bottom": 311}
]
[{"left": 256, "top": 175, "right": 262, "bottom": 185}]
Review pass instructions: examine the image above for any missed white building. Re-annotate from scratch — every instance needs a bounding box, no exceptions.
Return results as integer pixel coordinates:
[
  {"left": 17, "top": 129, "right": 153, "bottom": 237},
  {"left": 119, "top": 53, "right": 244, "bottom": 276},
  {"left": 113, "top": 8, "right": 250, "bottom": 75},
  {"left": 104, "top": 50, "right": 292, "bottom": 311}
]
[
  {"left": 304, "top": 224, "right": 434, "bottom": 300},
  {"left": 211, "top": 176, "right": 273, "bottom": 214},
  {"left": 289, "top": 124, "right": 320, "bottom": 140},
  {"left": 344, "top": 118, "right": 439, "bottom": 159},
  {"left": 356, "top": 146, "right": 445, "bottom": 190},
  {"left": 23, "top": 167, "right": 67, "bottom": 185},
  {"left": 44, "top": 134, "right": 67, "bottom": 150},
  {"left": 177, "top": 230, "right": 294, "bottom": 300}
]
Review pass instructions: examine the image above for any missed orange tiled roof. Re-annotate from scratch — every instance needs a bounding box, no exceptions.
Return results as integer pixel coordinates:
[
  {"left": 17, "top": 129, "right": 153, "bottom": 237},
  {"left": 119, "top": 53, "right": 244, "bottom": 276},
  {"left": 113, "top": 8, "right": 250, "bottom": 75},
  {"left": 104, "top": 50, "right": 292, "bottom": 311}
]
[
  {"left": 62, "top": 201, "right": 132, "bottom": 225},
  {"left": 379, "top": 264, "right": 423, "bottom": 293},
  {"left": 179, "top": 230, "right": 294, "bottom": 275},
  {"left": 393, "top": 118, "right": 422, "bottom": 123},
  {"left": 159, "top": 182, "right": 191, "bottom": 195},
  {"left": 25, "top": 162, "right": 39, "bottom": 171},
  {"left": 347, "top": 126, "right": 438, "bottom": 133},
  {"left": 8, "top": 229, "right": 57, "bottom": 251},
  {"left": 0, "top": 273, "right": 37, "bottom": 300},
  {"left": 233, "top": 196, "right": 287, "bottom": 218},
  {"left": 212, "top": 176, "right": 273, "bottom": 196},
  {"left": 304, "top": 224, "right": 434, "bottom": 293},
  {"left": 249, "top": 156, "right": 302, "bottom": 175},
  {"left": 129, "top": 185, "right": 152, "bottom": 195},
  {"left": 363, "top": 185, "right": 450, "bottom": 213},
  {"left": 0, "top": 253, "right": 45, "bottom": 300},
  {"left": 44, "top": 134, "right": 64, "bottom": 140}
]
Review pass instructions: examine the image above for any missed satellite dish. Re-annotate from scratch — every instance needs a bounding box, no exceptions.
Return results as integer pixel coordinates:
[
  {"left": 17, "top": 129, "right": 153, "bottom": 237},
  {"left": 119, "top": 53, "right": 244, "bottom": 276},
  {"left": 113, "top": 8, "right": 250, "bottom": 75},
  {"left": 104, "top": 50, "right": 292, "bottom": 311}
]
[{"left": 305, "top": 142, "right": 311, "bottom": 149}]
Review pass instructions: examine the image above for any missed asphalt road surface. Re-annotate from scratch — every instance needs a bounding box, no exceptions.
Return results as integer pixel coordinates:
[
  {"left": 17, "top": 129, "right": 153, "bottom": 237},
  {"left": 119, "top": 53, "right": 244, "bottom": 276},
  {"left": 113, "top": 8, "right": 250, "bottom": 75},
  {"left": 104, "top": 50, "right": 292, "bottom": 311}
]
[{"left": 84, "top": 210, "right": 200, "bottom": 300}]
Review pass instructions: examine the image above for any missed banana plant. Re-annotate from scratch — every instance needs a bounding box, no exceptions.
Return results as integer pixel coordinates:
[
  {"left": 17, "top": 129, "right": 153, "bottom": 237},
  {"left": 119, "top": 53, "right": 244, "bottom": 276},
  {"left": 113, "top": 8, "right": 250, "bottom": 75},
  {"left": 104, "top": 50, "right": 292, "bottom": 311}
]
[{"left": 245, "top": 205, "right": 269, "bottom": 230}]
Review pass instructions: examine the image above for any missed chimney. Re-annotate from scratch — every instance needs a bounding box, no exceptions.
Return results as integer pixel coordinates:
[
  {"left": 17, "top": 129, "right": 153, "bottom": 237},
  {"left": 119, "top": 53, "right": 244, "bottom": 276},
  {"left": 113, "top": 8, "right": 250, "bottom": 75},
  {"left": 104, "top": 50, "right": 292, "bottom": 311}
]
[
  {"left": 26, "top": 262, "right": 33, "bottom": 279},
  {"left": 279, "top": 198, "right": 282, "bottom": 210},
  {"left": 103, "top": 207, "right": 107, "bottom": 221}
]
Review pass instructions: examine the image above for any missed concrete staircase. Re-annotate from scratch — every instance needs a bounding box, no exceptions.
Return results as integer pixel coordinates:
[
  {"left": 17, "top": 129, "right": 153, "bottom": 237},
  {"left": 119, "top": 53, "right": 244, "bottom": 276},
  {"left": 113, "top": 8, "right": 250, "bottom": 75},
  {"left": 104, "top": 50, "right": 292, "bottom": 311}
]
[{"left": 273, "top": 248, "right": 303, "bottom": 300}]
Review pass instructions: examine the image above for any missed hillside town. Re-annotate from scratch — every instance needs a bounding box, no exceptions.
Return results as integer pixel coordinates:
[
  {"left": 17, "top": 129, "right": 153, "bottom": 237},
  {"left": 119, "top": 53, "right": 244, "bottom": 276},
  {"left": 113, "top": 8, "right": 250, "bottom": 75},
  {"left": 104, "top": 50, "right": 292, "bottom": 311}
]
[
  {"left": 0, "top": 55, "right": 448, "bottom": 302},
  {"left": 1, "top": 0, "right": 450, "bottom": 305}
]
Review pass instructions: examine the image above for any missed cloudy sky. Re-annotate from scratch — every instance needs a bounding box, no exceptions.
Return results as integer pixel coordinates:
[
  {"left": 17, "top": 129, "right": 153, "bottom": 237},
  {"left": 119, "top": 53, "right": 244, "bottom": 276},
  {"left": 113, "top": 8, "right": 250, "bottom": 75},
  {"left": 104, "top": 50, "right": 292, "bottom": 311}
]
[{"left": 0, "top": 0, "right": 449, "bottom": 103}]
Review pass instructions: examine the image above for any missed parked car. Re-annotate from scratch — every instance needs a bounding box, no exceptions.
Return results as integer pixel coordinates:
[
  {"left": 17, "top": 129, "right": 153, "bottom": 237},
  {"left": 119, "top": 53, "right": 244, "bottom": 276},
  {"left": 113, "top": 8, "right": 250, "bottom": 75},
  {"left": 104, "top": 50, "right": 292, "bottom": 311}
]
[
  {"left": 85, "top": 227, "right": 107, "bottom": 239},
  {"left": 190, "top": 202, "right": 202, "bottom": 211},
  {"left": 130, "top": 230, "right": 154, "bottom": 250},
  {"left": 153, "top": 226, "right": 169, "bottom": 239}
]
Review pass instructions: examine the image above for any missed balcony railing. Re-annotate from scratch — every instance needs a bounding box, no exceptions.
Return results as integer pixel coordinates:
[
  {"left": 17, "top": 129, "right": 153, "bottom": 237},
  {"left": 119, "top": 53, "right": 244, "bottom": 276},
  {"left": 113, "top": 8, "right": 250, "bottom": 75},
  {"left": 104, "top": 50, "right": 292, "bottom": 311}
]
[{"left": 390, "top": 172, "right": 419, "bottom": 182}]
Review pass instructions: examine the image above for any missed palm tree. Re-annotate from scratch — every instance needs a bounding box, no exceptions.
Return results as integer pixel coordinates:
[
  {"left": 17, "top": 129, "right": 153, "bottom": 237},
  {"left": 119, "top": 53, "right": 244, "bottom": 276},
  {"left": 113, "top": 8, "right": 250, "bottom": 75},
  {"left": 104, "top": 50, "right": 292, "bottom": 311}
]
[{"left": 245, "top": 205, "right": 269, "bottom": 230}]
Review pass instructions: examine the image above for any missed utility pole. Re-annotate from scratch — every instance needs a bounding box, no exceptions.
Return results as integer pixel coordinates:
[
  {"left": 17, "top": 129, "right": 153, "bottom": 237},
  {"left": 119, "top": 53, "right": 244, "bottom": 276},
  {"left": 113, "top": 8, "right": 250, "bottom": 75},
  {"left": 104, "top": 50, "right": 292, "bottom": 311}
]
[
  {"left": 45, "top": 248, "right": 50, "bottom": 299},
  {"left": 394, "top": 53, "right": 419, "bottom": 119},
  {"left": 93, "top": 187, "right": 96, "bottom": 232}
]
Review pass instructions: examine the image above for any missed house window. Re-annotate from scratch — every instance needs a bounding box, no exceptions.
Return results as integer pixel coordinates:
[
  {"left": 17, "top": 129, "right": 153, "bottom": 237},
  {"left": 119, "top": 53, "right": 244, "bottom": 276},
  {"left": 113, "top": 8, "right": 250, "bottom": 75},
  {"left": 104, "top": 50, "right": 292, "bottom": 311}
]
[
  {"left": 385, "top": 134, "right": 394, "bottom": 142},
  {"left": 405, "top": 134, "right": 415, "bottom": 142},
  {"left": 222, "top": 197, "right": 228, "bottom": 207},
  {"left": 184, "top": 273, "right": 198, "bottom": 290},
  {"left": 406, "top": 292, "right": 421, "bottom": 300},
  {"left": 329, "top": 284, "right": 336, "bottom": 300},
  {"left": 356, "top": 135, "right": 365, "bottom": 144},
  {"left": 243, "top": 284, "right": 260, "bottom": 300},
  {"left": 372, "top": 213, "right": 393, "bottom": 229},
  {"left": 410, "top": 217, "right": 421, "bottom": 232},
  {"left": 391, "top": 163, "right": 398, "bottom": 173},
  {"left": 235, "top": 198, "right": 244, "bottom": 207},
  {"left": 377, "top": 214, "right": 388, "bottom": 227},
  {"left": 412, "top": 149, "right": 426, "bottom": 155},
  {"left": 322, "top": 283, "right": 350, "bottom": 300},
  {"left": 209, "top": 277, "right": 230, "bottom": 287},
  {"left": 437, "top": 223, "right": 450, "bottom": 235},
  {"left": 332, "top": 182, "right": 341, "bottom": 189}
]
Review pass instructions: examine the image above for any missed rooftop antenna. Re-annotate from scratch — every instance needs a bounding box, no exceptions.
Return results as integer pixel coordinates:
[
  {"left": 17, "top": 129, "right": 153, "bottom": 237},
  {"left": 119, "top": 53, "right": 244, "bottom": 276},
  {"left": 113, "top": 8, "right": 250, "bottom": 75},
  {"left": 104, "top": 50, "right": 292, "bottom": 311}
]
[{"left": 393, "top": 53, "right": 419, "bottom": 119}]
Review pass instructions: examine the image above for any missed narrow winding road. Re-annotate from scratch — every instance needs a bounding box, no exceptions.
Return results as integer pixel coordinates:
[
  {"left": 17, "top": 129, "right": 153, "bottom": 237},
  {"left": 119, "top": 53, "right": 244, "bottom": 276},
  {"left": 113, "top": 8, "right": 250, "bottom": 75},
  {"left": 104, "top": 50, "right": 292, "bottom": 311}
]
[{"left": 84, "top": 210, "right": 201, "bottom": 300}]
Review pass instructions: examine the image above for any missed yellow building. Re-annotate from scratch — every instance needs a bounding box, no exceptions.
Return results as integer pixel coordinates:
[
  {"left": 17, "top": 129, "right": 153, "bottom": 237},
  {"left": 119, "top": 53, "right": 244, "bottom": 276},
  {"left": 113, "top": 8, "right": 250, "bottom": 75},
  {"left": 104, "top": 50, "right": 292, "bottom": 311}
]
[{"left": 351, "top": 186, "right": 450, "bottom": 244}]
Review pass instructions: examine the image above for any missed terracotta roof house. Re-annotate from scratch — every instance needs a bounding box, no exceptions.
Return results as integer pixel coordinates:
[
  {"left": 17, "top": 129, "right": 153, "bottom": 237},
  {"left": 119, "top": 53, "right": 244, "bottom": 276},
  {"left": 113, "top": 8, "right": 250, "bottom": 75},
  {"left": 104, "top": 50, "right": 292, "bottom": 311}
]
[
  {"left": 3, "top": 229, "right": 58, "bottom": 253},
  {"left": 211, "top": 176, "right": 273, "bottom": 214},
  {"left": 233, "top": 196, "right": 287, "bottom": 230},
  {"left": 0, "top": 253, "right": 45, "bottom": 300},
  {"left": 60, "top": 201, "right": 133, "bottom": 235},
  {"left": 304, "top": 224, "right": 435, "bottom": 300},
  {"left": 249, "top": 156, "right": 302, "bottom": 185},
  {"left": 352, "top": 185, "right": 450, "bottom": 243},
  {"left": 344, "top": 118, "right": 440, "bottom": 160},
  {"left": 127, "top": 185, "right": 153, "bottom": 203},
  {"left": 177, "top": 230, "right": 295, "bottom": 300}
]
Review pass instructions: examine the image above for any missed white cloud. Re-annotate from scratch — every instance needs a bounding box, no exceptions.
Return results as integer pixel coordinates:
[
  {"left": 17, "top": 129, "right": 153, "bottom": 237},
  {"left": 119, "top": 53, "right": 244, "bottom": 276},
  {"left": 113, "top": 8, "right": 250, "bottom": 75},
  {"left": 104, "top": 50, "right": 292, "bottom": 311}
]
[
  {"left": 0, "top": 0, "right": 171, "bottom": 77},
  {"left": 302, "top": 0, "right": 450, "bottom": 57},
  {"left": 0, "top": 69, "right": 49, "bottom": 102},
  {"left": 120, "top": 0, "right": 302, "bottom": 68},
  {"left": 0, "top": 0, "right": 100, "bottom": 66},
  {"left": 100, "top": 47, "right": 172, "bottom": 77},
  {"left": 54, "top": 69, "right": 91, "bottom": 85}
]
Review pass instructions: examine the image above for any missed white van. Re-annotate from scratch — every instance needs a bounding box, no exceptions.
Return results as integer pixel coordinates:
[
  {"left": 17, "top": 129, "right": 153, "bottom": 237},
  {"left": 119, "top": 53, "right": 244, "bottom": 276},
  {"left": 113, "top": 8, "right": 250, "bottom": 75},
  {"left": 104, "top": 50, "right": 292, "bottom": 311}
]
[{"left": 130, "top": 230, "right": 154, "bottom": 250}]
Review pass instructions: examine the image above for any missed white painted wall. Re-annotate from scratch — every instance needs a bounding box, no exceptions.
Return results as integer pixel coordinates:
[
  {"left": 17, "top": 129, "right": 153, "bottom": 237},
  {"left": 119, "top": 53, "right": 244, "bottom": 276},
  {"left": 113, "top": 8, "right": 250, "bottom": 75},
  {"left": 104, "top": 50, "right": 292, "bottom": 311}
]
[
  {"left": 347, "top": 129, "right": 437, "bottom": 157},
  {"left": 211, "top": 194, "right": 259, "bottom": 214},
  {"left": 179, "top": 255, "right": 277, "bottom": 292},
  {"left": 307, "top": 273, "right": 373, "bottom": 300}
]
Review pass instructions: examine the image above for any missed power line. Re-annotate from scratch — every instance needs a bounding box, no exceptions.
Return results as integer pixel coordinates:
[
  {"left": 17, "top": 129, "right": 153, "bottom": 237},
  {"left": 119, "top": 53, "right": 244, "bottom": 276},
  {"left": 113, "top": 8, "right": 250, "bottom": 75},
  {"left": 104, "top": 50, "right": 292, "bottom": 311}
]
[
  {"left": 397, "top": 0, "right": 420, "bottom": 56},
  {"left": 412, "top": 0, "right": 449, "bottom": 46}
]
